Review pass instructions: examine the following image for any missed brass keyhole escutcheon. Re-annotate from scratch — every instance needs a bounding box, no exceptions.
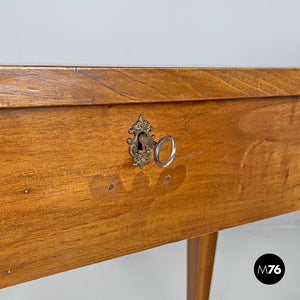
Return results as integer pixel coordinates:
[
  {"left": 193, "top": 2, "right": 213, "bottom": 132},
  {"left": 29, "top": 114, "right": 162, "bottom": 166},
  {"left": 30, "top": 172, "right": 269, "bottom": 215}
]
[{"left": 127, "top": 115, "right": 176, "bottom": 169}]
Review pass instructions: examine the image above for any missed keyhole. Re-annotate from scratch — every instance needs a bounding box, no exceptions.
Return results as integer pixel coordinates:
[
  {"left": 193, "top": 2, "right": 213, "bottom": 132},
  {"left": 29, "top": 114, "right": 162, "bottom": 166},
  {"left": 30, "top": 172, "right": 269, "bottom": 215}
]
[{"left": 137, "top": 132, "right": 146, "bottom": 152}]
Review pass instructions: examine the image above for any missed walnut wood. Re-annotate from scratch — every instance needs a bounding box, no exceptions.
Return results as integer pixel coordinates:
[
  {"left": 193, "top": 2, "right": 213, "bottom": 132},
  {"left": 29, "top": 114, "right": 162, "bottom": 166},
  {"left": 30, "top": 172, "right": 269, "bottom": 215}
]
[
  {"left": 0, "top": 96, "right": 300, "bottom": 288},
  {"left": 188, "top": 233, "right": 218, "bottom": 300},
  {"left": 0, "top": 67, "right": 300, "bottom": 108}
]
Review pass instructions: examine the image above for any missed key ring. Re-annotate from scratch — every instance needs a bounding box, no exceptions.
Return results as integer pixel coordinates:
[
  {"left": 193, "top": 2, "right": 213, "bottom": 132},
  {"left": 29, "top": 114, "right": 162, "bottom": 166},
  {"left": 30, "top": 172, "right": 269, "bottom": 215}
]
[{"left": 154, "top": 135, "right": 176, "bottom": 168}]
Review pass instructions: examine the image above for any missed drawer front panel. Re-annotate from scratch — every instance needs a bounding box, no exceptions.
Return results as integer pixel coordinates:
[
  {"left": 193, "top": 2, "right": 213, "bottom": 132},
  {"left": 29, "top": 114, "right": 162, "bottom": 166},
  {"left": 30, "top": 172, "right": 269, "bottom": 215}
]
[{"left": 0, "top": 97, "right": 300, "bottom": 287}]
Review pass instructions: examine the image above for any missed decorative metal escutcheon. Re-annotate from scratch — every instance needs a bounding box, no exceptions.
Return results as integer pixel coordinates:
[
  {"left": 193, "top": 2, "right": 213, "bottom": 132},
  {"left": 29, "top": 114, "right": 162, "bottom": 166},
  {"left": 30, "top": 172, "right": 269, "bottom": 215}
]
[{"left": 127, "top": 115, "right": 176, "bottom": 169}]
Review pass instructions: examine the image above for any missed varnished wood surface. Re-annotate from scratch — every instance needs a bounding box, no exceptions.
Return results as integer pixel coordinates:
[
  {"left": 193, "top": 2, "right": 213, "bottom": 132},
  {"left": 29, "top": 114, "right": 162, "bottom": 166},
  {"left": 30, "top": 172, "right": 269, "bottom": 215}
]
[
  {"left": 0, "top": 97, "right": 300, "bottom": 288},
  {"left": 0, "top": 67, "right": 300, "bottom": 108},
  {"left": 188, "top": 233, "right": 218, "bottom": 300}
]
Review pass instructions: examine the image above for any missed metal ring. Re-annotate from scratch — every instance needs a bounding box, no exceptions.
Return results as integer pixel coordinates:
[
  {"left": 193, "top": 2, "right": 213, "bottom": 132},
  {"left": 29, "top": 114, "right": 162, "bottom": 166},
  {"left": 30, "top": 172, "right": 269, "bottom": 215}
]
[{"left": 154, "top": 135, "right": 176, "bottom": 168}]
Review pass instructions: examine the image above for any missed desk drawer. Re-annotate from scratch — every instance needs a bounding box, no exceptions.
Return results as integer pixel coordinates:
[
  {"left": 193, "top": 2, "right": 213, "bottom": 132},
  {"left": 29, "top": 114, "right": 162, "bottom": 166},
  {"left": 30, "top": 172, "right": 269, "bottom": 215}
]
[{"left": 1, "top": 98, "right": 300, "bottom": 288}]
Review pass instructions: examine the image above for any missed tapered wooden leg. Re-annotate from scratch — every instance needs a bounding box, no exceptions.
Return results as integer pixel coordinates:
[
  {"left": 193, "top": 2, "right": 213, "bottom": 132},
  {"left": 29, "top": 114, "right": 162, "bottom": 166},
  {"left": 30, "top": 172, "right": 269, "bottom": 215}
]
[{"left": 187, "top": 232, "right": 218, "bottom": 300}]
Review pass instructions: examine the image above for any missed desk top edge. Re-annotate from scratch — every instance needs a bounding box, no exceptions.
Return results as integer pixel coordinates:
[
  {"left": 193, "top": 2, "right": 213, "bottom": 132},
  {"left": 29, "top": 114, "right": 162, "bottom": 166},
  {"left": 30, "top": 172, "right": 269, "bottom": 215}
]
[{"left": 0, "top": 67, "right": 299, "bottom": 109}]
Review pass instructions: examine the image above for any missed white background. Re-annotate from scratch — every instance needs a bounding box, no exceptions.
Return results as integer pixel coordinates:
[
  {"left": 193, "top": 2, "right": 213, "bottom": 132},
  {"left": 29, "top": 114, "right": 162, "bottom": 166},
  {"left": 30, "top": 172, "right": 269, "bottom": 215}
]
[
  {"left": 1, "top": 0, "right": 300, "bottom": 67},
  {"left": 0, "top": 0, "right": 300, "bottom": 299}
]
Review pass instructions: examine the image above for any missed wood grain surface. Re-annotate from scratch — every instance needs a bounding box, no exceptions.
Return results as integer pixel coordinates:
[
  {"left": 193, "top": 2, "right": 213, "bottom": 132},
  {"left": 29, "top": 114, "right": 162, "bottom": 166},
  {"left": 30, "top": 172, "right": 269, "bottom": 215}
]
[
  {"left": 0, "top": 96, "right": 300, "bottom": 288},
  {"left": 188, "top": 233, "right": 218, "bottom": 300},
  {"left": 0, "top": 67, "right": 300, "bottom": 108}
]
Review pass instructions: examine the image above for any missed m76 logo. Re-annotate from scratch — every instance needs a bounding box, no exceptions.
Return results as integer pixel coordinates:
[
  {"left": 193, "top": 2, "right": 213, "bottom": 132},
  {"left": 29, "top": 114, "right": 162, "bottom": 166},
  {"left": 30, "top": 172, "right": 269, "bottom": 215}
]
[
  {"left": 254, "top": 254, "right": 285, "bottom": 285},
  {"left": 257, "top": 264, "right": 282, "bottom": 275}
]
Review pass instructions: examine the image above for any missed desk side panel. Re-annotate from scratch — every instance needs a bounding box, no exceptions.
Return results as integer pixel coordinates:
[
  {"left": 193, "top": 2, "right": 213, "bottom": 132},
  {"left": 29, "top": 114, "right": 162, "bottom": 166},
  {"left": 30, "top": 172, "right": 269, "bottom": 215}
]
[{"left": 0, "top": 98, "right": 299, "bottom": 287}]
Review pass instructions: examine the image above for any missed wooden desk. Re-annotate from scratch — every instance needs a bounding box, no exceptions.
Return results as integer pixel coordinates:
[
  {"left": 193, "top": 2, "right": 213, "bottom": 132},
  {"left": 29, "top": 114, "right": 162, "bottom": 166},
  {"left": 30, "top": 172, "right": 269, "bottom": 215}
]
[{"left": 0, "top": 67, "right": 299, "bottom": 299}]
